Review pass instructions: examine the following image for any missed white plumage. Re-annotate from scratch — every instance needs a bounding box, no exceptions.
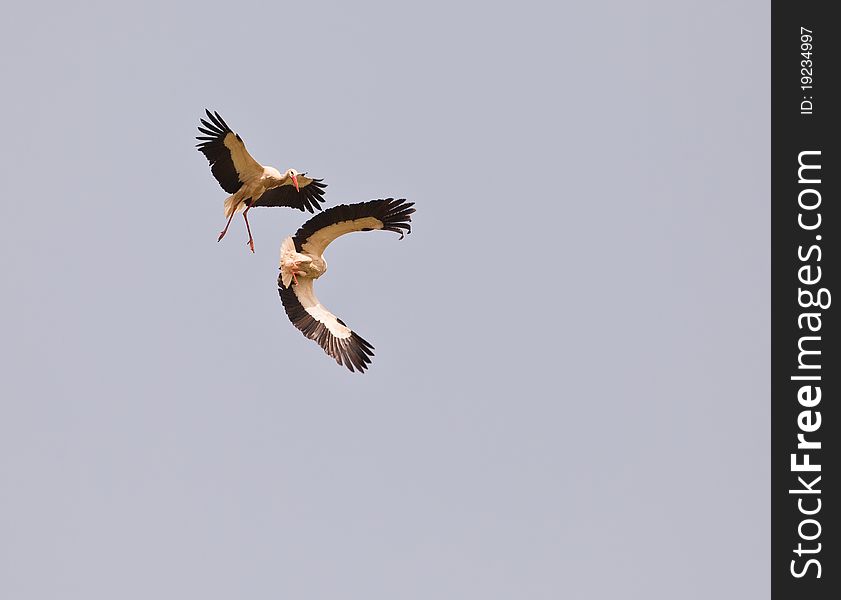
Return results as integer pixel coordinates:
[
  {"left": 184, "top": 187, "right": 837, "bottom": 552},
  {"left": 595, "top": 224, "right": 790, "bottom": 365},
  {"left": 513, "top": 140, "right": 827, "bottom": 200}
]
[
  {"left": 196, "top": 109, "right": 327, "bottom": 252},
  {"left": 278, "top": 198, "right": 415, "bottom": 372}
]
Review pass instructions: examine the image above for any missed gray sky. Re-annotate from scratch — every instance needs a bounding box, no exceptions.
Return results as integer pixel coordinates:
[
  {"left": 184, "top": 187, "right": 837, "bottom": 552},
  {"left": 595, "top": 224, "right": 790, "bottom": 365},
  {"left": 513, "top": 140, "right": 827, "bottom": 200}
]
[{"left": 1, "top": 1, "right": 769, "bottom": 598}]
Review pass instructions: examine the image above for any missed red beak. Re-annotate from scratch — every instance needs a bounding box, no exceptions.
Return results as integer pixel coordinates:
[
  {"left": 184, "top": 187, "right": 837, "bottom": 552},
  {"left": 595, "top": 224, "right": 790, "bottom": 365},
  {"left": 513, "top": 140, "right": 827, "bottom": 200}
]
[{"left": 291, "top": 174, "right": 299, "bottom": 192}]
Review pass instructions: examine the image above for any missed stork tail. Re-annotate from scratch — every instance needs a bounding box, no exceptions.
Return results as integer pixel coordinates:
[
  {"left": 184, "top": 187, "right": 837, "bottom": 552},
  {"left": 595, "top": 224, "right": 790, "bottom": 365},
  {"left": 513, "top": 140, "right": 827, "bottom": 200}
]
[
  {"left": 279, "top": 237, "right": 297, "bottom": 288},
  {"left": 223, "top": 194, "right": 245, "bottom": 218}
]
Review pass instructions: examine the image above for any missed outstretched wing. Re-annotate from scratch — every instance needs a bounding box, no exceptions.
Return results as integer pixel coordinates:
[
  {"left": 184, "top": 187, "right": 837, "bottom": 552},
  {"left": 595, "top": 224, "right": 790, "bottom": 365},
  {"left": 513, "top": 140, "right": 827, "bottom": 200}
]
[
  {"left": 251, "top": 176, "right": 327, "bottom": 213},
  {"left": 279, "top": 278, "right": 375, "bottom": 373},
  {"left": 293, "top": 198, "right": 415, "bottom": 257},
  {"left": 195, "top": 109, "right": 263, "bottom": 194}
]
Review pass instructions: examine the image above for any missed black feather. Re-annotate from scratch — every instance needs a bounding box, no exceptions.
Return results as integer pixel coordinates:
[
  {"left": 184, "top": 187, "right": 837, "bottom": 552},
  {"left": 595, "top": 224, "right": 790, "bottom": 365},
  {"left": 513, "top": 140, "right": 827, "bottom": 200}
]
[
  {"left": 292, "top": 198, "right": 415, "bottom": 252},
  {"left": 195, "top": 109, "right": 242, "bottom": 194},
  {"left": 250, "top": 178, "right": 327, "bottom": 213},
  {"left": 278, "top": 281, "right": 374, "bottom": 373}
]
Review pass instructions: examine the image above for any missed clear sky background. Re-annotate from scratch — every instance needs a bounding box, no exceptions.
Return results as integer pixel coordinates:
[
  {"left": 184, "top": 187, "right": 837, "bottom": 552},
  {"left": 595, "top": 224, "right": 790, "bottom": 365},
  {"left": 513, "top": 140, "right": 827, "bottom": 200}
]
[{"left": 1, "top": 1, "right": 768, "bottom": 598}]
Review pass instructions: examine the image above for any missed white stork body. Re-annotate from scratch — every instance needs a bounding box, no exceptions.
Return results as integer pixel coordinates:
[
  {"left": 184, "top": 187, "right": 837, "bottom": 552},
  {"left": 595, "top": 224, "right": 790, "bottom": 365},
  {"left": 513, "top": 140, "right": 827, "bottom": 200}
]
[
  {"left": 223, "top": 166, "right": 293, "bottom": 219},
  {"left": 278, "top": 198, "right": 415, "bottom": 372},
  {"left": 196, "top": 110, "right": 327, "bottom": 252},
  {"left": 279, "top": 236, "right": 326, "bottom": 287}
]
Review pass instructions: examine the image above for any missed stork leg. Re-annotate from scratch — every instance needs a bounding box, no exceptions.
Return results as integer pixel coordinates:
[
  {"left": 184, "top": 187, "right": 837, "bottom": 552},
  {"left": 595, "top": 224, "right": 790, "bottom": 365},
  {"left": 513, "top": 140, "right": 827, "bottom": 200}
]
[
  {"left": 243, "top": 211, "right": 255, "bottom": 253},
  {"left": 242, "top": 196, "right": 259, "bottom": 253},
  {"left": 281, "top": 260, "right": 301, "bottom": 285},
  {"left": 289, "top": 260, "right": 304, "bottom": 285},
  {"left": 217, "top": 210, "right": 236, "bottom": 242}
]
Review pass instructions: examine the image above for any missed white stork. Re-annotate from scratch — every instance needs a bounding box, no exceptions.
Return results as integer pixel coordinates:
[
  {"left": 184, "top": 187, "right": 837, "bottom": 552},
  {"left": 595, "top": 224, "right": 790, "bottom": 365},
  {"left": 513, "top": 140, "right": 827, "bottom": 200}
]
[
  {"left": 196, "top": 109, "right": 327, "bottom": 252},
  {"left": 278, "top": 198, "right": 415, "bottom": 372}
]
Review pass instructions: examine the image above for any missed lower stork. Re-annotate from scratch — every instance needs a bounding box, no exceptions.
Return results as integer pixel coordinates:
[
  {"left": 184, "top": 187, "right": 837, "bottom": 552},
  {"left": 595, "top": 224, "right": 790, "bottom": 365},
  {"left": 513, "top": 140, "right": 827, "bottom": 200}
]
[
  {"left": 278, "top": 198, "right": 415, "bottom": 372},
  {"left": 196, "top": 109, "right": 327, "bottom": 252}
]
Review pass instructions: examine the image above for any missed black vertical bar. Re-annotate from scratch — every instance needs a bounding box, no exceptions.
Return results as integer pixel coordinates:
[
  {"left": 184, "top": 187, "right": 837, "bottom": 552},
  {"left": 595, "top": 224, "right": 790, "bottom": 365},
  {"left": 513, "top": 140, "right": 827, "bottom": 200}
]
[{"left": 772, "top": 2, "right": 838, "bottom": 598}]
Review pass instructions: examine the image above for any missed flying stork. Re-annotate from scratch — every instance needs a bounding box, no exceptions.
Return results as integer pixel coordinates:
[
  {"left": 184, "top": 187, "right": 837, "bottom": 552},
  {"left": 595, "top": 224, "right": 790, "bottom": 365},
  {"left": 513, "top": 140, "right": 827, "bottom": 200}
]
[
  {"left": 278, "top": 198, "right": 415, "bottom": 372},
  {"left": 196, "top": 109, "right": 327, "bottom": 252}
]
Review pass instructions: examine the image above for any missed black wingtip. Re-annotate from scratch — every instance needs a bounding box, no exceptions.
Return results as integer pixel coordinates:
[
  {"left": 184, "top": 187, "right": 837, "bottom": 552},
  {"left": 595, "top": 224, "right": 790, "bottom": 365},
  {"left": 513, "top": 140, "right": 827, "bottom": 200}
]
[
  {"left": 213, "top": 111, "right": 231, "bottom": 131},
  {"left": 278, "top": 284, "right": 375, "bottom": 373},
  {"left": 291, "top": 197, "right": 415, "bottom": 251},
  {"left": 198, "top": 109, "right": 232, "bottom": 135}
]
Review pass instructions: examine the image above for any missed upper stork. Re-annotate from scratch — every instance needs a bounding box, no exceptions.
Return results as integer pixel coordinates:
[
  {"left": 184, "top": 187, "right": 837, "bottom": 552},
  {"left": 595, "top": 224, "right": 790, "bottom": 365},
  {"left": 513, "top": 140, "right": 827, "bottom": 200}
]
[
  {"left": 278, "top": 198, "right": 415, "bottom": 372},
  {"left": 196, "top": 109, "right": 327, "bottom": 252}
]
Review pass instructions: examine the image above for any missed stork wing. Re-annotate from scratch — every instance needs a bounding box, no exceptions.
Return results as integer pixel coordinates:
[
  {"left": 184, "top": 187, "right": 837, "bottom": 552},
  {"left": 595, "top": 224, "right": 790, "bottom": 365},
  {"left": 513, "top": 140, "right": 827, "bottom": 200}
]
[
  {"left": 195, "top": 109, "right": 263, "bottom": 194},
  {"left": 251, "top": 176, "right": 327, "bottom": 213},
  {"left": 279, "top": 278, "right": 375, "bottom": 373},
  {"left": 293, "top": 198, "right": 415, "bottom": 258}
]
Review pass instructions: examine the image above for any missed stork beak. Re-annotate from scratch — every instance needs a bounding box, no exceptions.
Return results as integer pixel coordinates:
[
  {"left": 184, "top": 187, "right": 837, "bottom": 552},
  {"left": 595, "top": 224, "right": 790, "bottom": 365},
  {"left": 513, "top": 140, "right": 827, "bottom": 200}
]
[{"left": 291, "top": 174, "right": 299, "bottom": 192}]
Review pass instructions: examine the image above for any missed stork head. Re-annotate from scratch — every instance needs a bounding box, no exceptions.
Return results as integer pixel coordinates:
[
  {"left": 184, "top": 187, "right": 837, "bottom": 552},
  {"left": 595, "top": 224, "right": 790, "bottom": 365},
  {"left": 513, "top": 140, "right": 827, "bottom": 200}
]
[{"left": 286, "top": 168, "right": 300, "bottom": 192}]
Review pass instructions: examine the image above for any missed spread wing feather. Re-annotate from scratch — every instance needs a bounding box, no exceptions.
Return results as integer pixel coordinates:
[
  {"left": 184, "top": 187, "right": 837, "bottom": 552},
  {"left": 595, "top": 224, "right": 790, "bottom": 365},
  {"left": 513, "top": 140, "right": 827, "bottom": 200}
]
[
  {"left": 250, "top": 177, "right": 327, "bottom": 213},
  {"left": 292, "top": 198, "right": 415, "bottom": 257},
  {"left": 195, "top": 109, "right": 262, "bottom": 193},
  {"left": 278, "top": 279, "right": 375, "bottom": 373}
]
